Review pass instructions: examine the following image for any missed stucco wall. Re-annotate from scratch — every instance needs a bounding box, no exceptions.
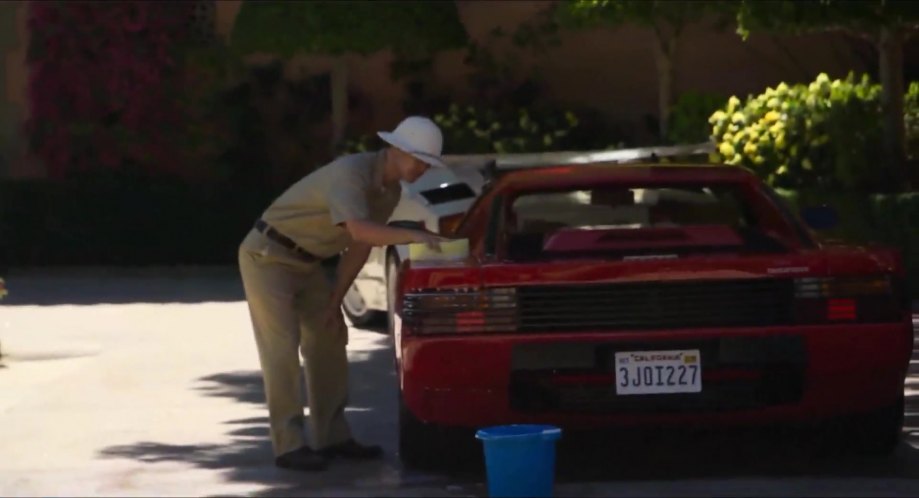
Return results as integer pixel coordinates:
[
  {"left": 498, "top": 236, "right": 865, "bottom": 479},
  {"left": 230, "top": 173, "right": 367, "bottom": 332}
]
[
  {"left": 0, "top": 0, "right": 896, "bottom": 177},
  {"left": 0, "top": 0, "right": 30, "bottom": 177},
  {"left": 215, "top": 1, "right": 874, "bottom": 147}
]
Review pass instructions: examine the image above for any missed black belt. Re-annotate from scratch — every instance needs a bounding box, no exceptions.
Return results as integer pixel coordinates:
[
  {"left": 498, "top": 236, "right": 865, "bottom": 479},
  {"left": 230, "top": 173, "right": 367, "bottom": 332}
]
[{"left": 254, "top": 219, "right": 320, "bottom": 262}]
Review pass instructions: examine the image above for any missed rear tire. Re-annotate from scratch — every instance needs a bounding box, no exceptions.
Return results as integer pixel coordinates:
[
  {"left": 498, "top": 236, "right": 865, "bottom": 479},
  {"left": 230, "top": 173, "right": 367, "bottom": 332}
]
[
  {"left": 821, "top": 393, "right": 904, "bottom": 457},
  {"left": 847, "top": 394, "right": 904, "bottom": 456},
  {"left": 390, "top": 251, "right": 443, "bottom": 468},
  {"left": 392, "top": 251, "right": 480, "bottom": 470},
  {"left": 397, "top": 390, "right": 481, "bottom": 470},
  {"left": 398, "top": 391, "right": 445, "bottom": 469}
]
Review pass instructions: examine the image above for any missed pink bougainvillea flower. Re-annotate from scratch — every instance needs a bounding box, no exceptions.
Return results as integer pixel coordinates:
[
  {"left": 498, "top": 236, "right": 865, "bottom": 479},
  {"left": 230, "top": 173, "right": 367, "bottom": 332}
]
[
  {"left": 123, "top": 1, "right": 149, "bottom": 33},
  {"left": 27, "top": 1, "right": 196, "bottom": 179}
]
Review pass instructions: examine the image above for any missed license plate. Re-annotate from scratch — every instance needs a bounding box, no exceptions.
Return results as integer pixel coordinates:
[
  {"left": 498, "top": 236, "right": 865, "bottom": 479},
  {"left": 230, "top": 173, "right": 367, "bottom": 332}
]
[{"left": 614, "top": 349, "right": 702, "bottom": 395}]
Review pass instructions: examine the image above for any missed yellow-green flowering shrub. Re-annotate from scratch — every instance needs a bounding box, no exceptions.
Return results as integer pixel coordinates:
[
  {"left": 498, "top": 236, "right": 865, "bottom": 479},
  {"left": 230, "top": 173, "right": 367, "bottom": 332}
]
[
  {"left": 709, "top": 72, "right": 888, "bottom": 191},
  {"left": 904, "top": 81, "right": 919, "bottom": 159}
]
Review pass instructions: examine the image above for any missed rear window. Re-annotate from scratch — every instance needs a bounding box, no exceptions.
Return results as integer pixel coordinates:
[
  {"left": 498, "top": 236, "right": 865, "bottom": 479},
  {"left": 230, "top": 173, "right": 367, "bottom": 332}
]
[
  {"left": 505, "top": 184, "right": 789, "bottom": 260},
  {"left": 512, "top": 186, "right": 748, "bottom": 231}
]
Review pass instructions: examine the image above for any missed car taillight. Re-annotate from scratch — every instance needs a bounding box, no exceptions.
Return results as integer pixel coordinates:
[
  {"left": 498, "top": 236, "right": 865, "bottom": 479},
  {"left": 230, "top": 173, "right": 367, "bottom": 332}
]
[
  {"left": 438, "top": 213, "right": 466, "bottom": 236},
  {"left": 793, "top": 275, "right": 903, "bottom": 324},
  {"left": 401, "top": 287, "right": 517, "bottom": 334}
]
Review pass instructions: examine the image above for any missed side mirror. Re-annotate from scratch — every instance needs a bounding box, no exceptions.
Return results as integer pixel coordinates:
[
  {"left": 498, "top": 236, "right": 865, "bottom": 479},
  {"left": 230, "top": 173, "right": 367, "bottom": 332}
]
[
  {"left": 388, "top": 220, "right": 426, "bottom": 231},
  {"left": 800, "top": 205, "right": 838, "bottom": 231}
]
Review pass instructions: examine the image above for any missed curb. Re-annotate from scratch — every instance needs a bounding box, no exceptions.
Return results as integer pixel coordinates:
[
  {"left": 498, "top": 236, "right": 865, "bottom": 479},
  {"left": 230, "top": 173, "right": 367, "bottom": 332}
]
[{"left": 4, "top": 265, "right": 238, "bottom": 278}]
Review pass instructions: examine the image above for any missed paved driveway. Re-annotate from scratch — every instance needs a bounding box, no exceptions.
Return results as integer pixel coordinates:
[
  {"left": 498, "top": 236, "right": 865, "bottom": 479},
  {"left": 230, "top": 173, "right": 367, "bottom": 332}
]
[{"left": 1, "top": 268, "right": 918, "bottom": 497}]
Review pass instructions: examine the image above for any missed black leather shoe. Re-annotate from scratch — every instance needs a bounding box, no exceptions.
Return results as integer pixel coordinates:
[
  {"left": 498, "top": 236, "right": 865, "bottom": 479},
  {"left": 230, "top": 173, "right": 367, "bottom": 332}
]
[
  {"left": 275, "top": 446, "right": 329, "bottom": 471},
  {"left": 318, "top": 439, "right": 384, "bottom": 460}
]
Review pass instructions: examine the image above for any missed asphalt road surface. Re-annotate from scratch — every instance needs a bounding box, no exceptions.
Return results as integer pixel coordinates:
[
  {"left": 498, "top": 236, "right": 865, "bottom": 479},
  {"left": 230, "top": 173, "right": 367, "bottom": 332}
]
[{"left": 1, "top": 267, "right": 918, "bottom": 497}]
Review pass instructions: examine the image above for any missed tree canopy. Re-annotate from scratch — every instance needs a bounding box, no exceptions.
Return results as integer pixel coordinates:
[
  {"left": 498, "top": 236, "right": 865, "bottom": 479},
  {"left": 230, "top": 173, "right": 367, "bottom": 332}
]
[
  {"left": 551, "top": 0, "right": 734, "bottom": 141},
  {"left": 230, "top": 0, "right": 468, "bottom": 152},
  {"left": 555, "top": 0, "right": 732, "bottom": 33},
  {"left": 231, "top": 0, "right": 468, "bottom": 59},
  {"left": 735, "top": 0, "right": 919, "bottom": 39}
]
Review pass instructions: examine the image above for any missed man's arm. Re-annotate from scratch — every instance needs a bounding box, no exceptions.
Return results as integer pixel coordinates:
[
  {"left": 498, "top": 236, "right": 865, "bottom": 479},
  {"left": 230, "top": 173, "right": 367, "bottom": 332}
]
[
  {"left": 343, "top": 219, "right": 443, "bottom": 247},
  {"left": 328, "top": 240, "right": 374, "bottom": 309},
  {"left": 327, "top": 175, "right": 442, "bottom": 248}
]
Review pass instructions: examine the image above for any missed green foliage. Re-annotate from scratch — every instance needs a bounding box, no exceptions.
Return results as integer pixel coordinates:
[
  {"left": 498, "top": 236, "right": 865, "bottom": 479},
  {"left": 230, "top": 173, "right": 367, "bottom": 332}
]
[
  {"left": 342, "top": 103, "right": 625, "bottom": 156},
  {"left": 338, "top": 134, "right": 378, "bottom": 155},
  {"left": 667, "top": 91, "right": 728, "bottom": 144},
  {"left": 508, "top": 9, "right": 563, "bottom": 53},
  {"left": 0, "top": 173, "right": 274, "bottom": 266},
  {"left": 231, "top": 0, "right": 467, "bottom": 58},
  {"left": 208, "top": 61, "right": 334, "bottom": 189},
  {"left": 708, "top": 72, "right": 903, "bottom": 191},
  {"left": 868, "top": 192, "right": 919, "bottom": 296},
  {"left": 775, "top": 188, "right": 880, "bottom": 245},
  {"left": 905, "top": 82, "right": 919, "bottom": 158},
  {"left": 733, "top": 1, "right": 919, "bottom": 193},
  {"left": 433, "top": 104, "right": 619, "bottom": 154},
  {"left": 550, "top": 1, "right": 736, "bottom": 142},
  {"left": 735, "top": 0, "right": 919, "bottom": 39},
  {"left": 554, "top": 0, "right": 733, "bottom": 30},
  {"left": 2, "top": 180, "right": 913, "bottom": 296},
  {"left": 173, "top": 44, "right": 248, "bottom": 180},
  {"left": 26, "top": 1, "right": 200, "bottom": 179},
  {"left": 776, "top": 189, "right": 919, "bottom": 298}
]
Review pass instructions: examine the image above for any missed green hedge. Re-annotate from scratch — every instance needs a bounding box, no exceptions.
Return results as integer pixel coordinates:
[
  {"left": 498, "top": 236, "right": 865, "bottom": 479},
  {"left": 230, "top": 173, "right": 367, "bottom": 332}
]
[
  {"left": 776, "top": 190, "right": 918, "bottom": 298},
  {"left": 340, "top": 103, "right": 627, "bottom": 155},
  {"left": 0, "top": 173, "right": 279, "bottom": 267},
  {"left": 0, "top": 177, "right": 915, "bottom": 301}
]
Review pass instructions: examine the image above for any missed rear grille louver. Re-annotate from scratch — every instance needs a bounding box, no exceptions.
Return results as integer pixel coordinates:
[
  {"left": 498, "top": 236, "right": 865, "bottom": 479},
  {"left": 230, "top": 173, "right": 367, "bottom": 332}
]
[{"left": 515, "top": 279, "right": 795, "bottom": 332}]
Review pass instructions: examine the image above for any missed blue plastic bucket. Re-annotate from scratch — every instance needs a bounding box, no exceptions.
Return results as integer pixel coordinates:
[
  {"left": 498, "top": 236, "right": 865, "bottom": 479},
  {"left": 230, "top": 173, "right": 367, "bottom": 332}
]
[{"left": 475, "top": 424, "right": 562, "bottom": 497}]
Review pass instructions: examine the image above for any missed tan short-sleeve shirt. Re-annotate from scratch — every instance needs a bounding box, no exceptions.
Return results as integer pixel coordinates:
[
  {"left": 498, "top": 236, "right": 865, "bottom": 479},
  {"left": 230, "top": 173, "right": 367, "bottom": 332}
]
[{"left": 260, "top": 151, "right": 402, "bottom": 258}]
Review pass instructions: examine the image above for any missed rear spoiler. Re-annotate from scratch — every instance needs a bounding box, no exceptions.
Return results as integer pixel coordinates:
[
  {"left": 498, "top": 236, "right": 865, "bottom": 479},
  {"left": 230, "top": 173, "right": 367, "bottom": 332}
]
[
  {"left": 441, "top": 142, "right": 714, "bottom": 169},
  {"left": 441, "top": 141, "right": 715, "bottom": 189}
]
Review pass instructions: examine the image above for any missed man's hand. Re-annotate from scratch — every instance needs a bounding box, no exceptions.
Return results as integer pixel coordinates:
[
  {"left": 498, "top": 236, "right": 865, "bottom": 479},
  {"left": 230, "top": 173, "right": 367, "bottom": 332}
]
[
  {"left": 409, "top": 230, "right": 448, "bottom": 251},
  {"left": 322, "top": 301, "right": 346, "bottom": 332}
]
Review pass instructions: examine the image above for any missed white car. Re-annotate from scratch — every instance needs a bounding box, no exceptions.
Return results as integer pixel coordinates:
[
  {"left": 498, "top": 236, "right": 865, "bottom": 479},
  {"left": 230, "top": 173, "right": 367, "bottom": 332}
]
[
  {"left": 341, "top": 157, "right": 487, "bottom": 327},
  {"left": 341, "top": 143, "right": 715, "bottom": 328}
]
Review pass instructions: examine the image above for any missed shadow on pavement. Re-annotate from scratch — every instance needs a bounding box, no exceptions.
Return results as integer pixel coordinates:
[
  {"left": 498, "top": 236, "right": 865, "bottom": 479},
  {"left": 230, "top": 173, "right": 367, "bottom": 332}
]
[
  {"left": 552, "top": 422, "right": 919, "bottom": 483},
  {"left": 96, "top": 331, "right": 471, "bottom": 496},
  {"left": 1, "top": 268, "right": 245, "bottom": 305},
  {"left": 97, "top": 323, "right": 919, "bottom": 495}
]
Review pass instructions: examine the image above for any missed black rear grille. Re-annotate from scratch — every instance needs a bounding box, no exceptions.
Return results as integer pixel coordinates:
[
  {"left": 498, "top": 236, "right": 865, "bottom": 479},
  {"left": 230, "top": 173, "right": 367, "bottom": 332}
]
[
  {"left": 509, "top": 337, "right": 806, "bottom": 414},
  {"left": 516, "top": 279, "right": 795, "bottom": 332},
  {"left": 512, "top": 370, "right": 805, "bottom": 414}
]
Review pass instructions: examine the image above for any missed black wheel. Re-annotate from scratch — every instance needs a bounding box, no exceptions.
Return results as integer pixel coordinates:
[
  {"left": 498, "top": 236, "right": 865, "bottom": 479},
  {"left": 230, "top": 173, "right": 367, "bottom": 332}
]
[
  {"left": 342, "top": 283, "right": 383, "bottom": 327},
  {"left": 398, "top": 390, "right": 481, "bottom": 470},
  {"left": 821, "top": 393, "right": 904, "bottom": 457},
  {"left": 398, "top": 390, "right": 445, "bottom": 469},
  {"left": 847, "top": 393, "right": 904, "bottom": 456}
]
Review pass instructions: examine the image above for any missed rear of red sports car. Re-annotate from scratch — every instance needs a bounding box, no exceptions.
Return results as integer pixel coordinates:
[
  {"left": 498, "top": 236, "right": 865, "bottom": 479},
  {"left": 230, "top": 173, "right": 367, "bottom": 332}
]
[{"left": 392, "top": 165, "right": 913, "bottom": 465}]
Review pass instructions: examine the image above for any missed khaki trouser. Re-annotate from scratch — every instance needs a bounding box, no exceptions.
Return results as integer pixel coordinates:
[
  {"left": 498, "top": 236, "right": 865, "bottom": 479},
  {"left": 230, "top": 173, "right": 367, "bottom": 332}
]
[{"left": 237, "top": 228, "right": 352, "bottom": 457}]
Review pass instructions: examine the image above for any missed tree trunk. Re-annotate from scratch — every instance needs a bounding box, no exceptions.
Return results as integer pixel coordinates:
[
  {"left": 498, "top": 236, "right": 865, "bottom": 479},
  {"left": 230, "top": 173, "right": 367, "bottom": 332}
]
[
  {"left": 878, "top": 27, "right": 910, "bottom": 191},
  {"left": 653, "top": 31, "right": 677, "bottom": 143},
  {"left": 330, "top": 57, "right": 348, "bottom": 154}
]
